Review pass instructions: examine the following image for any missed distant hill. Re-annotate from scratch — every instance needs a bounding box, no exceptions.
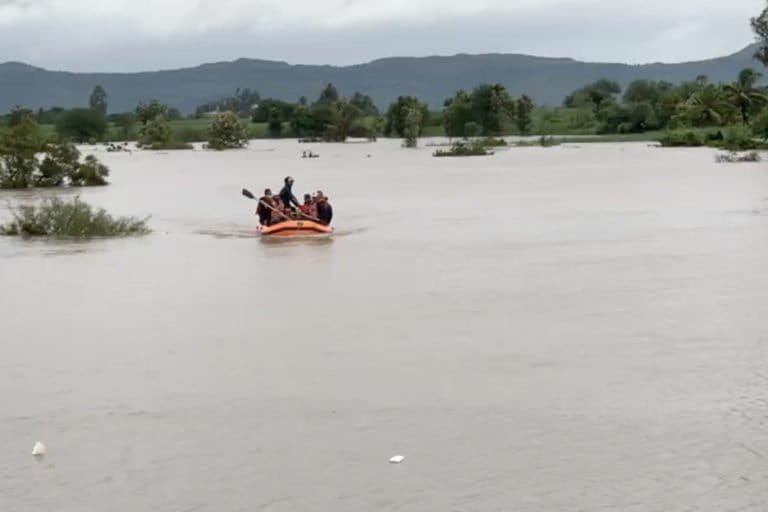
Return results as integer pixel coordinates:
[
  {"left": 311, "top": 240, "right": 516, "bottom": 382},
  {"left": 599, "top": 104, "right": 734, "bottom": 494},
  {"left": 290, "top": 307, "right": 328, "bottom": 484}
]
[{"left": 0, "top": 45, "right": 762, "bottom": 114}]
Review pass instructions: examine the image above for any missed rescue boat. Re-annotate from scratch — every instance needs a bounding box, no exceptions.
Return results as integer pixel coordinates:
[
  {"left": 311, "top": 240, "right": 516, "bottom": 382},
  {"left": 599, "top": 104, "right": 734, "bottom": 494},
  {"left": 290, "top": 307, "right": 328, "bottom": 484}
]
[{"left": 259, "top": 220, "right": 333, "bottom": 237}]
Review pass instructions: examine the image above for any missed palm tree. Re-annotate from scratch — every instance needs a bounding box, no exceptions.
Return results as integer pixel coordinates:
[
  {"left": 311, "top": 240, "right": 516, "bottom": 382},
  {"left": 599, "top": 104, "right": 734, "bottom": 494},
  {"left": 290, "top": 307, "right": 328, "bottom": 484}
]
[
  {"left": 677, "top": 85, "right": 733, "bottom": 127},
  {"left": 724, "top": 68, "right": 768, "bottom": 125}
]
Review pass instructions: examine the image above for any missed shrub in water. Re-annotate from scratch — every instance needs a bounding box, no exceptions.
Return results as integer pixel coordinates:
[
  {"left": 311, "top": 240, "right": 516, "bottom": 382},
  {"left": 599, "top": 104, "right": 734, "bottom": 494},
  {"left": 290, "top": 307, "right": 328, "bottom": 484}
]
[
  {"left": 137, "top": 116, "right": 192, "bottom": 150},
  {"left": 207, "top": 111, "right": 249, "bottom": 150},
  {"left": 477, "top": 137, "right": 508, "bottom": 147},
  {"left": 0, "top": 115, "right": 44, "bottom": 189},
  {"left": 658, "top": 129, "right": 705, "bottom": 147},
  {"left": 0, "top": 117, "right": 111, "bottom": 189},
  {"left": 715, "top": 151, "right": 761, "bottom": 163},
  {"left": 515, "top": 136, "right": 562, "bottom": 147},
  {"left": 718, "top": 126, "right": 760, "bottom": 151},
  {"left": 433, "top": 141, "right": 491, "bottom": 157},
  {"left": 68, "top": 155, "right": 109, "bottom": 186},
  {"left": 0, "top": 196, "right": 150, "bottom": 237}
]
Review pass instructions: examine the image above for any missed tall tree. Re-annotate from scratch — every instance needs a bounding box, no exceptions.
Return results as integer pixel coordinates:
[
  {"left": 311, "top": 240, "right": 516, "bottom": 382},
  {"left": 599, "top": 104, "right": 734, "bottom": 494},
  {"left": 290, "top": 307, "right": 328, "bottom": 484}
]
[
  {"left": 402, "top": 106, "right": 423, "bottom": 148},
  {"left": 564, "top": 79, "right": 621, "bottom": 111},
  {"left": 135, "top": 100, "right": 169, "bottom": 125},
  {"left": 349, "top": 92, "right": 379, "bottom": 116},
  {"left": 7, "top": 106, "right": 34, "bottom": 127},
  {"left": 677, "top": 85, "right": 732, "bottom": 127},
  {"left": 443, "top": 90, "right": 473, "bottom": 138},
  {"left": 752, "top": 3, "right": 768, "bottom": 66},
  {"left": 515, "top": 95, "right": 535, "bottom": 134},
  {"left": 384, "top": 96, "right": 428, "bottom": 137},
  {"left": 724, "top": 68, "right": 768, "bottom": 124},
  {"left": 326, "top": 100, "right": 361, "bottom": 142},
  {"left": 317, "top": 83, "right": 340, "bottom": 105},
  {"left": 89, "top": 85, "right": 108, "bottom": 116},
  {"left": 56, "top": 108, "right": 109, "bottom": 142},
  {"left": 470, "top": 83, "right": 515, "bottom": 136}
]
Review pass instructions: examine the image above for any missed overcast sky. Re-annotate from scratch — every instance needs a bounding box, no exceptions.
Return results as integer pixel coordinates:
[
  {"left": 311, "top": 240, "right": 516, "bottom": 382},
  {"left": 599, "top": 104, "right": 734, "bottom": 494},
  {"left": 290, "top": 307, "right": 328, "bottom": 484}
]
[{"left": 0, "top": 0, "right": 763, "bottom": 71}]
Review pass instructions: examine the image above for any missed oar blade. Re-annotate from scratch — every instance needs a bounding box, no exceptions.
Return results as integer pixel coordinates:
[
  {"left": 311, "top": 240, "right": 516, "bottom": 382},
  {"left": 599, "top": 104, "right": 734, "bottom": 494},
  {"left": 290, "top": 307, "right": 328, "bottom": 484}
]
[{"left": 242, "top": 188, "right": 255, "bottom": 199}]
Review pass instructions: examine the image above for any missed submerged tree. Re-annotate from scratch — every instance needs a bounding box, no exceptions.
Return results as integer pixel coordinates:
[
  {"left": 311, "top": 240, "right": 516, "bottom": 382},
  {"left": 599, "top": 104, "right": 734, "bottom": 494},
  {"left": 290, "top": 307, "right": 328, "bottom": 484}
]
[
  {"left": 384, "top": 96, "right": 429, "bottom": 138},
  {"left": 402, "top": 106, "right": 423, "bottom": 148},
  {"left": 325, "top": 100, "right": 361, "bottom": 142},
  {"left": 0, "top": 115, "right": 110, "bottom": 189},
  {"left": 207, "top": 111, "right": 249, "bottom": 150},
  {"left": 137, "top": 115, "right": 172, "bottom": 149},
  {"left": 0, "top": 114, "right": 43, "bottom": 189}
]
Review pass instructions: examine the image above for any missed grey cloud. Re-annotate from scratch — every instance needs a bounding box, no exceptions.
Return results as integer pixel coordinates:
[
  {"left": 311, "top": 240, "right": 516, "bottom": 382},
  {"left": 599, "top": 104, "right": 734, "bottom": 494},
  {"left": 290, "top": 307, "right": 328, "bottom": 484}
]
[{"left": 0, "top": 0, "right": 762, "bottom": 70}]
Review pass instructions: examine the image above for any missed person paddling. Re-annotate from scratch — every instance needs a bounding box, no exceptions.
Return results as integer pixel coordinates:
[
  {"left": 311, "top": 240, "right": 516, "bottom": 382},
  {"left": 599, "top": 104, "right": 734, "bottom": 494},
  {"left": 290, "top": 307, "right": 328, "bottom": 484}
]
[
  {"left": 279, "top": 176, "right": 300, "bottom": 212},
  {"left": 256, "top": 188, "right": 275, "bottom": 226}
]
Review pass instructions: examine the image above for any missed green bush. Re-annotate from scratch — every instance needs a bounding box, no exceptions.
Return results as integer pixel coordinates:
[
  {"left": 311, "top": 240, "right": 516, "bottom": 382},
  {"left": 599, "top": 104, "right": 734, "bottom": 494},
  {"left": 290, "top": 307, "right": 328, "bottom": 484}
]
[
  {"left": 0, "top": 196, "right": 150, "bottom": 237},
  {"left": 718, "top": 126, "right": 761, "bottom": 151},
  {"left": 658, "top": 129, "right": 706, "bottom": 147}
]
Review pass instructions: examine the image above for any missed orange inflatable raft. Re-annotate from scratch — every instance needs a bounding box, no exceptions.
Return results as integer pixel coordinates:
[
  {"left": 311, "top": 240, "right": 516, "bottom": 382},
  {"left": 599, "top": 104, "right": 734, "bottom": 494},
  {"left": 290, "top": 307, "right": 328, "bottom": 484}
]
[{"left": 259, "top": 220, "right": 333, "bottom": 237}]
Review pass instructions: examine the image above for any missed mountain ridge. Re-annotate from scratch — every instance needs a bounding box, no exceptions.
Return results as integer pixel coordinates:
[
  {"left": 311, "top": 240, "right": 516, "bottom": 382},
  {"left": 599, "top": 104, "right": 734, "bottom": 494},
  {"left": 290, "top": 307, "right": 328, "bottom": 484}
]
[{"left": 0, "top": 44, "right": 761, "bottom": 113}]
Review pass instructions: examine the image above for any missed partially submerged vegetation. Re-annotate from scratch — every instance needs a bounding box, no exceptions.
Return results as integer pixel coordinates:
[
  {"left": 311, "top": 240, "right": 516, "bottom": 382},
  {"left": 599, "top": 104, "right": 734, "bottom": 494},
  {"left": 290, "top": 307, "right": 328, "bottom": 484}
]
[
  {"left": 206, "top": 111, "right": 249, "bottom": 150},
  {"left": 477, "top": 137, "right": 508, "bottom": 147},
  {"left": 0, "top": 196, "right": 150, "bottom": 237},
  {"left": 433, "top": 140, "right": 492, "bottom": 157},
  {"left": 515, "top": 136, "right": 561, "bottom": 147},
  {"left": 658, "top": 126, "right": 768, "bottom": 150},
  {"left": 0, "top": 115, "right": 109, "bottom": 189},
  {"left": 135, "top": 100, "right": 193, "bottom": 150},
  {"left": 715, "top": 151, "right": 761, "bottom": 163}
]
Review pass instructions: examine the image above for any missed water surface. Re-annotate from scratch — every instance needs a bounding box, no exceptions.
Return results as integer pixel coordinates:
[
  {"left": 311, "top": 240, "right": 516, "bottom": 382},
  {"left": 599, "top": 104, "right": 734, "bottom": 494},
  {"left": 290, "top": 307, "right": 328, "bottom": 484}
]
[{"left": 2, "top": 140, "right": 768, "bottom": 511}]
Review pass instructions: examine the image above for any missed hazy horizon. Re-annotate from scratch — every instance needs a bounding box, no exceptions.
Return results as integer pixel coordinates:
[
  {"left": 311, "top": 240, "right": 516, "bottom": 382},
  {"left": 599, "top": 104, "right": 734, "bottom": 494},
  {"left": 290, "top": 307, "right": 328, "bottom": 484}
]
[{"left": 0, "top": 0, "right": 762, "bottom": 73}]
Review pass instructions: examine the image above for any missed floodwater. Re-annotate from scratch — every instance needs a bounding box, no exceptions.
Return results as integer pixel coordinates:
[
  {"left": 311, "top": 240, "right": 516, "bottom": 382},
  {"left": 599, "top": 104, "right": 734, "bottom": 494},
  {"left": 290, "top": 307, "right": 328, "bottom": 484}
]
[{"left": 1, "top": 139, "right": 768, "bottom": 511}]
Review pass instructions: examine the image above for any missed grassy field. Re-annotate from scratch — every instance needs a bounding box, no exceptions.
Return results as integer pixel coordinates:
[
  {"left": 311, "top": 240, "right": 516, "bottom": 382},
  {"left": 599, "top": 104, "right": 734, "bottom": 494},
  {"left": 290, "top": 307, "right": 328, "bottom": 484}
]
[
  {"left": 37, "top": 119, "right": 272, "bottom": 143},
  {"left": 31, "top": 110, "right": 680, "bottom": 145}
]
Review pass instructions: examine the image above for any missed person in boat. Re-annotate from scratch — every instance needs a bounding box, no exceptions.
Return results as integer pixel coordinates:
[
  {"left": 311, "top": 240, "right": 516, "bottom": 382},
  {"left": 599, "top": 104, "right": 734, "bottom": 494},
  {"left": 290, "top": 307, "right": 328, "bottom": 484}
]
[
  {"left": 299, "top": 194, "right": 315, "bottom": 217},
  {"left": 315, "top": 191, "right": 333, "bottom": 226},
  {"left": 257, "top": 188, "right": 275, "bottom": 226},
  {"left": 270, "top": 196, "right": 285, "bottom": 225},
  {"left": 279, "top": 176, "right": 300, "bottom": 212}
]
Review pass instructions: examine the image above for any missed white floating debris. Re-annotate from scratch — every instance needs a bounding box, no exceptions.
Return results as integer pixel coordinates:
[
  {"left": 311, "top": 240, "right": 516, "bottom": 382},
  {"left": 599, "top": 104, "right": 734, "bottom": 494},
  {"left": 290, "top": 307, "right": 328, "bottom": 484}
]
[
  {"left": 32, "top": 442, "right": 46, "bottom": 457},
  {"left": 389, "top": 455, "right": 405, "bottom": 464}
]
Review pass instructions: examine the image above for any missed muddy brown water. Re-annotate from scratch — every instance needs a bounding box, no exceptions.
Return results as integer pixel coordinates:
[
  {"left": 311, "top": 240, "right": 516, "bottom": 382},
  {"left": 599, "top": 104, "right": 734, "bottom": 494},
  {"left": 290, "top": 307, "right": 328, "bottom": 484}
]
[{"left": 1, "top": 140, "right": 768, "bottom": 511}]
